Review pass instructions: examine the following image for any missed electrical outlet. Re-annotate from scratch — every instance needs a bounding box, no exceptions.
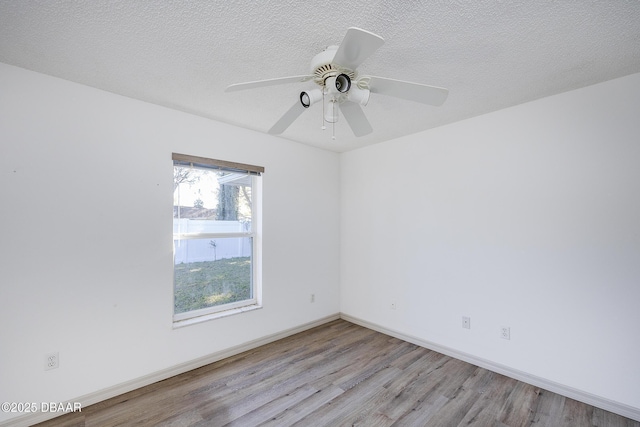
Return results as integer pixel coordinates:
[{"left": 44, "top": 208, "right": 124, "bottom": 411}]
[
  {"left": 462, "top": 316, "right": 471, "bottom": 329},
  {"left": 501, "top": 327, "right": 511, "bottom": 340},
  {"left": 45, "top": 352, "right": 59, "bottom": 371},
  {"left": 310, "top": 293, "right": 315, "bottom": 303}
]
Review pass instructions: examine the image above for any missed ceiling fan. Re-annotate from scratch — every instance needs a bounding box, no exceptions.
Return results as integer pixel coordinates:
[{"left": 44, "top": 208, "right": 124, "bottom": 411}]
[{"left": 225, "top": 27, "right": 448, "bottom": 139}]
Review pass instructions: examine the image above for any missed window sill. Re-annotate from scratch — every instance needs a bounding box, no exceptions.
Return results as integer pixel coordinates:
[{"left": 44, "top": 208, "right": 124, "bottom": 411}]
[{"left": 172, "top": 304, "right": 262, "bottom": 329}]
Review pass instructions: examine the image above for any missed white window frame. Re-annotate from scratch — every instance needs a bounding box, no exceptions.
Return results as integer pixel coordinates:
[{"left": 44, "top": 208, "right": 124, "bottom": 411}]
[{"left": 172, "top": 153, "right": 263, "bottom": 327}]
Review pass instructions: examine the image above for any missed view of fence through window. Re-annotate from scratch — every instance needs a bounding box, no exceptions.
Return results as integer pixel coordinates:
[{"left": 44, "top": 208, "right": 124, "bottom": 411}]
[{"left": 173, "top": 162, "right": 254, "bottom": 316}]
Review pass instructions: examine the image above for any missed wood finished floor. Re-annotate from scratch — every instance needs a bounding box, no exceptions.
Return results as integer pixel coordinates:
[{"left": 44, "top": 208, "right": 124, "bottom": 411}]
[{"left": 34, "top": 319, "right": 638, "bottom": 427}]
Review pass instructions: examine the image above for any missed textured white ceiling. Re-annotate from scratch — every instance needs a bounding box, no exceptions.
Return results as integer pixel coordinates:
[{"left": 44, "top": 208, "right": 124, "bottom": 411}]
[{"left": 1, "top": 1, "right": 639, "bottom": 152}]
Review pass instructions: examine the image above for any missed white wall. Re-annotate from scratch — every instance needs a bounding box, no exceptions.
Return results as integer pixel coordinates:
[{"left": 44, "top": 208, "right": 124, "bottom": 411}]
[
  {"left": 341, "top": 73, "right": 640, "bottom": 412},
  {"left": 0, "top": 62, "right": 340, "bottom": 424}
]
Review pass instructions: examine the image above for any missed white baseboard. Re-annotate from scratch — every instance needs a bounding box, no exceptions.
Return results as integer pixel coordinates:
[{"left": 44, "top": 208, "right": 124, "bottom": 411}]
[
  {"left": 1, "top": 313, "right": 340, "bottom": 427},
  {"left": 339, "top": 313, "right": 640, "bottom": 423}
]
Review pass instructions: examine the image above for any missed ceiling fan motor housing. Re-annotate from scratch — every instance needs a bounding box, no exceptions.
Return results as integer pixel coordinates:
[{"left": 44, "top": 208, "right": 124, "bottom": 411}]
[{"left": 311, "top": 46, "right": 356, "bottom": 87}]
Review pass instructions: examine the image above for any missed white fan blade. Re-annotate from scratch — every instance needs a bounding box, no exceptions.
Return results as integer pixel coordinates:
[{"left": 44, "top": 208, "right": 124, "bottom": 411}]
[
  {"left": 367, "top": 76, "right": 449, "bottom": 106},
  {"left": 332, "top": 27, "right": 384, "bottom": 71},
  {"left": 340, "top": 102, "right": 373, "bottom": 137},
  {"left": 225, "top": 75, "right": 313, "bottom": 92},
  {"left": 268, "top": 101, "right": 306, "bottom": 135}
]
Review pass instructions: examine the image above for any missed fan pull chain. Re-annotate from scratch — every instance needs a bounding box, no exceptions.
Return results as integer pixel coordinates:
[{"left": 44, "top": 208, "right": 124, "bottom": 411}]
[{"left": 321, "top": 94, "right": 325, "bottom": 130}]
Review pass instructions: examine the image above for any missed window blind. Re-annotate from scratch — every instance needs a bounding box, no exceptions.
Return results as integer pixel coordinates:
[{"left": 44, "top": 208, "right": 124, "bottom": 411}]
[{"left": 172, "top": 153, "right": 264, "bottom": 175}]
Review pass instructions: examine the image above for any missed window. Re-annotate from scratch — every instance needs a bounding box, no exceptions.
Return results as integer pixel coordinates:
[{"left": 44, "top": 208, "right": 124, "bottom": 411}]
[{"left": 172, "top": 153, "right": 263, "bottom": 325}]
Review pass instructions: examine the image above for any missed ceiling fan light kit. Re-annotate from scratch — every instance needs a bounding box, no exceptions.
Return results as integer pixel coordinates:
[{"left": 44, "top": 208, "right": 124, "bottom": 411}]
[
  {"left": 300, "top": 88, "right": 323, "bottom": 108},
  {"left": 327, "top": 74, "right": 351, "bottom": 94},
  {"left": 225, "top": 27, "right": 449, "bottom": 139},
  {"left": 324, "top": 95, "right": 339, "bottom": 125},
  {"left": 348, "top": 84, "right": 370, "bottom": 106}
]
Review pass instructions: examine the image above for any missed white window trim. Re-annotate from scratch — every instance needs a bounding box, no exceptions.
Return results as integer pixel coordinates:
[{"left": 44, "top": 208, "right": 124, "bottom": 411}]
[
  {"left": 172, "top": 157, "right": 262, "bottom": 327},
  {"left": 172, "top": 302, "right": 263, "bottom": 329}
]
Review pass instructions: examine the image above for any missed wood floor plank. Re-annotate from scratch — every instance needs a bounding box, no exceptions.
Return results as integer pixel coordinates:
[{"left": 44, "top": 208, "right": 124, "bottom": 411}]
[
  {"left": 391, "top": 393, "right": 450, "bottom": 426},
  {"left": 373, "top": 350, "right": 450, "bottom": 423},
  {"left": 529, "top": 389, "right": 567, "bottom": 427},
  {"left": 257, "top": 385, "right": 345, "bottom": 427},
  {"left": 424, "top": 368, "right": 495, "bottom": 427},
  {"left": 365, "top": 352, "right": 451, "bottom": 425},
  {"left": 221, "top": 384, "right": 318, "bottom": 426},
  {"left": 497, "top": 381, "right": 540, "bottom": 425},
  {"left": 33, "top": 319, "right": 639, "bottom": 427},
  {"left": 456, "top": 372, "right": 519, "bottom": 426},
  {"left": 291, "top": 366, "right": 402, "bottom": 426},
  {"left": 557, "top": 397, "right": 594, "bottom": 427}
]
